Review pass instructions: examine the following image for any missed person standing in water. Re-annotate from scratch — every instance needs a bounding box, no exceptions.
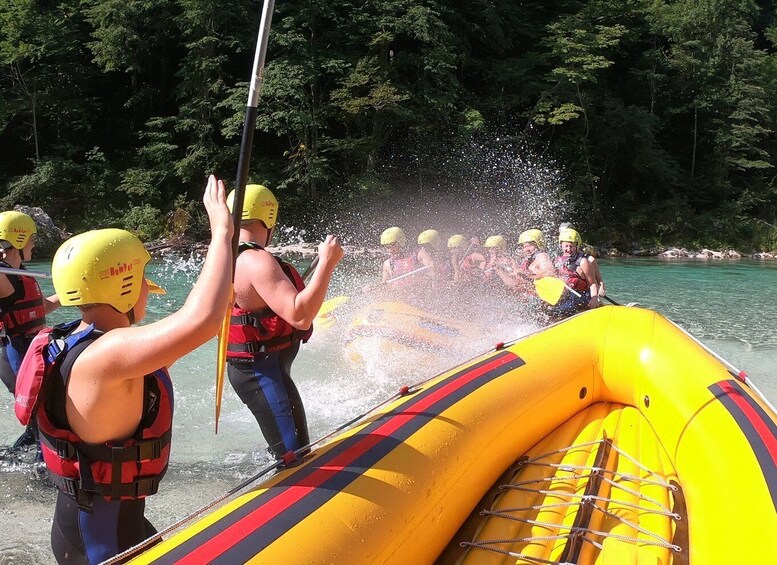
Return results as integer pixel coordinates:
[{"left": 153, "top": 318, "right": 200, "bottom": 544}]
[
  {"left": 0, "top": 211, "right": 60, "bottom": 449},
  {"left": 226, "top": 184, "right": 343, "bottom": 461},
  {"left": 14, "top": 175, "right": 233, "bottom": 564}
]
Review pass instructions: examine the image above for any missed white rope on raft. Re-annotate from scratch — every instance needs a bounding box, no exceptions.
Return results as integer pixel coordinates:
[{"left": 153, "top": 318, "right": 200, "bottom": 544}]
[{"left": 461, "top": 438, "right": 684, "bottom": 561}]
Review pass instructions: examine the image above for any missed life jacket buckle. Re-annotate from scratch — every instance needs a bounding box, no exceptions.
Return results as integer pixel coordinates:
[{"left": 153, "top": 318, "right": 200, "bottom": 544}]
[
  {"left": 56, "top": 440, "right": 77, "bottom": 460},
  {"left": 137, "top": 439, "right": 161, "bottom": 462},
  {"left": 134, "top": 477, "right": 160, "bottom": 498}
]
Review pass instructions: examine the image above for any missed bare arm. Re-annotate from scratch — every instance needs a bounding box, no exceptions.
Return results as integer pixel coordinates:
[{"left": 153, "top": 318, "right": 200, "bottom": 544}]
[
  {"left": 382, "top": 259, "right": 392, "bottom": 283},
  {"left": 77, "top": 175, "right": 234, "bottom": 379},
  {"left": 530, "top": 253, "right": 557, "bottom": 278},
  {"left": 0, "top": 275, "right": 13, "bottom": 299},
  {"left": 578, "top": 260, "right": 602, "bottom": 307},
  {"left": 250, "top": 235, "right": 343, "bottom": 329},
  {"left": 44, "top": 293, "right": 60, "bottom": 315}
]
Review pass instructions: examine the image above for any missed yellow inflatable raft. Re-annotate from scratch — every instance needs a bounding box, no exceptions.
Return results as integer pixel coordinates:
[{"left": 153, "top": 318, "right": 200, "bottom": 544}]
[
  {"left": 131, "top": 306, "right": 777, "bottom": 564},
  {"left": 343, "top": 300, "right": 481, "bottom": 368}
]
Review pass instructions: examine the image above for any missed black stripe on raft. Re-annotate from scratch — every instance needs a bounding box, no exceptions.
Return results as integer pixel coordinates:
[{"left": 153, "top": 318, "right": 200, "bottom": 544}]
[
  {"left": 709, "top": 379, "right": 777, "bottom": 511},
  {"left": 152, "top": 350, "right": 524, "bottom": 564}
]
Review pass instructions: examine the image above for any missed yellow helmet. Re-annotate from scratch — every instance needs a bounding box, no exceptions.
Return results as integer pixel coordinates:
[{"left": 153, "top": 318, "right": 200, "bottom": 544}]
[
  {"left": 484, "top": 235, "right": 506, "bottom": 251},
  {"left": 227, "top": 184, "right": 278, "bottom": 228},
  {"left": 518, "top": 229, "right": 546, "bottom": 250},
  {"left": 447, "top": 234, "right": 466, "bottom": 249},
  {"left": 52, "top": 229, "right": 153, "bottom": 313},
  {"left": 380, "top": 226, "right": 406, "bottom": 247},
  {"left": 417, "top": 229, "right": 441, "bottom": 247},
  {"left": 0, "top": 211, "right": 37, "bottom": 249},
  {"left": 559, "top": 227, "right": 582, "bottom": 246}
]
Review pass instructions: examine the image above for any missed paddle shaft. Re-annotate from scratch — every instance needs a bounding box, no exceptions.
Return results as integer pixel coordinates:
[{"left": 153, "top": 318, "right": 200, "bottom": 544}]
[
  {"left": 0, "top": 266, "right": 50, "bottom": 279},
  {"left": 301, "top": 256, "right": 319, "bottom": 284},
  {"left": 231, "top": 0, "right": 276, "bottom": 258},
  {"left": 565, "top": 281, "right": 619, "bottom": 305},
  {"left": 456, "top": 241, "right": 476, "bottom": 269},
  {"left": 216, "top": 0, "right": 277, "bottom": 434},
  {"left": 386, "top": 264, "right": 429, "bottom": 284}
]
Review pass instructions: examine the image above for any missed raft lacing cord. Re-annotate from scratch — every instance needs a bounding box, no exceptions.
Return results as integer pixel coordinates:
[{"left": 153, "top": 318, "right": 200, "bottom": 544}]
[
  {"left": 99, "top": 384, "right": 420, "bottom": 565},
  {"left": 460, "top": 439, "right": 683, "bottom": 561}
]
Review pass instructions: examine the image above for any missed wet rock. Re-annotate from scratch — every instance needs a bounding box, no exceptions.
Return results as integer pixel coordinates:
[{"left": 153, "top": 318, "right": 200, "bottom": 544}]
[
  {"left": 13, "top": 205, "right": 70, "bottom": 258},
  {"left": 752, "top": 252, "right": 775, "bottom": 260}
]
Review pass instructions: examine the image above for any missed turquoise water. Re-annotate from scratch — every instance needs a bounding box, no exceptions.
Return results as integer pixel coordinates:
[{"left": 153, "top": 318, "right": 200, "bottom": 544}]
[{"left": 1, "top": 255, "right": 775, "bottom": 563}]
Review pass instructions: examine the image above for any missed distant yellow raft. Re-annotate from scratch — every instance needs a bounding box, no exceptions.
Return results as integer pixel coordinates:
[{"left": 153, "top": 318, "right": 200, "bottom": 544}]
[
  {"left": 131, "top": 306, "right": 777, "bottom": 564},
  {"left": 343, "top": 300, "right": 481, "bottom": 367}
]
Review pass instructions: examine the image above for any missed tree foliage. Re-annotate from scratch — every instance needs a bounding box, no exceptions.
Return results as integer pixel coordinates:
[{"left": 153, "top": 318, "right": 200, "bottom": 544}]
[{"left": 2, "top": 0, "right": 777, "bottom": 249}]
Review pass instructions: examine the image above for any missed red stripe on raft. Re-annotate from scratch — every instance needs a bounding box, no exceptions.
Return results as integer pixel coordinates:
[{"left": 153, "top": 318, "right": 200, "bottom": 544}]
[
  {"left": 718, "top": 380, "right": 777, "bottom": 464},
  {"left": 173, "top": 352, "right": 518, "bottom": 564}
]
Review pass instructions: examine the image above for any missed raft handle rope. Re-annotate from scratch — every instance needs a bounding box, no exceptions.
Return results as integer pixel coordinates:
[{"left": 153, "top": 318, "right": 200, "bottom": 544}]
[{"left": 671, "top": 318, "right": 777, "bottom": 414}]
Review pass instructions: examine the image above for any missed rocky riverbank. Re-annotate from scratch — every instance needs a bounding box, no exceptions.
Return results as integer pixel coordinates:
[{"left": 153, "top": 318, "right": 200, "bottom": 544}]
[
  {"left": 594, "top": 245, "right": 777, "bottom": 260},
  {"left": 15, "top": 205, "right": 776, "bottom": 261}
]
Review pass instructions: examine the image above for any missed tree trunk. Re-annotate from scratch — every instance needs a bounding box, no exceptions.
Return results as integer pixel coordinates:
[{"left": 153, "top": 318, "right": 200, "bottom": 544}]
[{"left": 691, "top": 104, "right": 698, "bottom": 178}]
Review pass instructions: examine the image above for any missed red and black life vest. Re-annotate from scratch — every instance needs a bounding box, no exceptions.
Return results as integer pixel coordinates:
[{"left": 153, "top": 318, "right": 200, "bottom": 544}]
[
  {"left": 388, "top": 253, "right": 418, "bottom": 278},
  {"left": 554, "top": 252, "right": 590, "bottom": 292},
  {"left": 519, "top": 251, "right": 538, "bottom": 273},
  {"left": 227, "top": 242, "right": 313, "bottom": 359},
  {"left": 14, "top": 321, "right": 173, "bottom": 509},
  {"left": 458, "top": 253, "right": 483, "bottom": 280},
  {"left": 0, "top": 261, "right": 45, "bottom": 338}
]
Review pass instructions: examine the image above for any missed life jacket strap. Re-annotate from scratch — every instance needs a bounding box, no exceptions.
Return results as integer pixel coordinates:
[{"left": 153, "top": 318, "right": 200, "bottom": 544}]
[
  {"left": 41, "top": 430, "right": 172, "bottom": 463},
  {"left": 227, "top": 334, "right": 295, "bottom": 354},
  {"left": 230, "top": 311, "right": 274, "bottom": 327},
  {"left": 50, "top": 473, "right": 162, "bottom": 502}
]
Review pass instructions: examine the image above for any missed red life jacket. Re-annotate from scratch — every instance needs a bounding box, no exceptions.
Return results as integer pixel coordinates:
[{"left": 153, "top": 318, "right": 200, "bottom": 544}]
[
  {"left": 14, "top": 321, "right": 173, "bottom": 509},
  {"left": 0, "top": 261, "right": 45, "bottom": 338},
  {"left": 389, "top": 253, "right": 417, "bottom": 276},
  {"left": 554, "top": 252, "right": 590, "bottom": 292},
  {"left": 227, "top": 242, "right": 313, "bottom": 359},
  {"left": 459, "top": 253, "right": 483, "bottom": 280},
  {"left": 519, "top": 251, "right": 538, "bottom": 273}
]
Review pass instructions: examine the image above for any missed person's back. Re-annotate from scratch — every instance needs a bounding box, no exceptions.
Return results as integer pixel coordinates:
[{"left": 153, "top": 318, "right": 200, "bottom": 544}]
[
  {"left": 15, "top": 175, "right": 233, "bottom": 564},
  {"left": 226, "top": 184, "right": 342, "bottom": 461}
]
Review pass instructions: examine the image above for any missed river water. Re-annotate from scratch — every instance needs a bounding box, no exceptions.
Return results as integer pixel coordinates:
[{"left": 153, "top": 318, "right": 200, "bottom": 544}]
[{"left": 1, "top": 254, "right": 775, "bottom": 564}]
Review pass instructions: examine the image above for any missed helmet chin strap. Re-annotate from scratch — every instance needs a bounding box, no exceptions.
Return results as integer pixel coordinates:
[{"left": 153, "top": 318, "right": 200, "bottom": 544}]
[{"left": 127, "top": 308, "right": 136, "bottom": 325}]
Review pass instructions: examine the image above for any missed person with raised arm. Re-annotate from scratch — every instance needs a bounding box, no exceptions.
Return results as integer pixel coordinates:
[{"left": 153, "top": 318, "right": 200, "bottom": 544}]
[
  {"left": 14, "top": 175, "right": 233, "bottom": 564},
  {"left": 226, "top": 184, "right": 343, "bottom": 462}
]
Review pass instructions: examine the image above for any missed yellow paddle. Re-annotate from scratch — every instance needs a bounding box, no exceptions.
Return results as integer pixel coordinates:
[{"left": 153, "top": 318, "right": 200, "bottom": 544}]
[
  {"left": 532, "top": 276, "right": 568, "bottom": 306},
  {"left": 214, "top": 291, "right": 233, "bottom": 434},
  {"left": 314, "top": 264, "right": 431, "bottom": 328},
  {"left": 315, "top": 295, "right": 350, "bottom": 329}
]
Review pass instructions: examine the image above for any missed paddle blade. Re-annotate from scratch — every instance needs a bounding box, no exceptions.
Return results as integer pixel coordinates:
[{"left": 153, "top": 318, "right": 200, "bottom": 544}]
[
  {"left": 534, "top": 277, "right": 567, "bottom": 306},
  {"left": 315, "top": 295, "right": 349, "bottom": 329},
  {"left": 214, "top": 300, "right": 232, "bottom": 434}
]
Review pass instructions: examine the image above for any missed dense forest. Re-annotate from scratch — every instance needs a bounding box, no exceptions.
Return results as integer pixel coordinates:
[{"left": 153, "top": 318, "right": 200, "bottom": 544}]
[{"left": 2, "top": 0, "right": 777, "bottom": 251}]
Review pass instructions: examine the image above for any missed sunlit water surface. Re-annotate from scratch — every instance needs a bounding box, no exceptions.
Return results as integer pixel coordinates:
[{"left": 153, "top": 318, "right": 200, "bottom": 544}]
[{"left": 1, "top": 254, "right": 775, "bottom": 564}]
